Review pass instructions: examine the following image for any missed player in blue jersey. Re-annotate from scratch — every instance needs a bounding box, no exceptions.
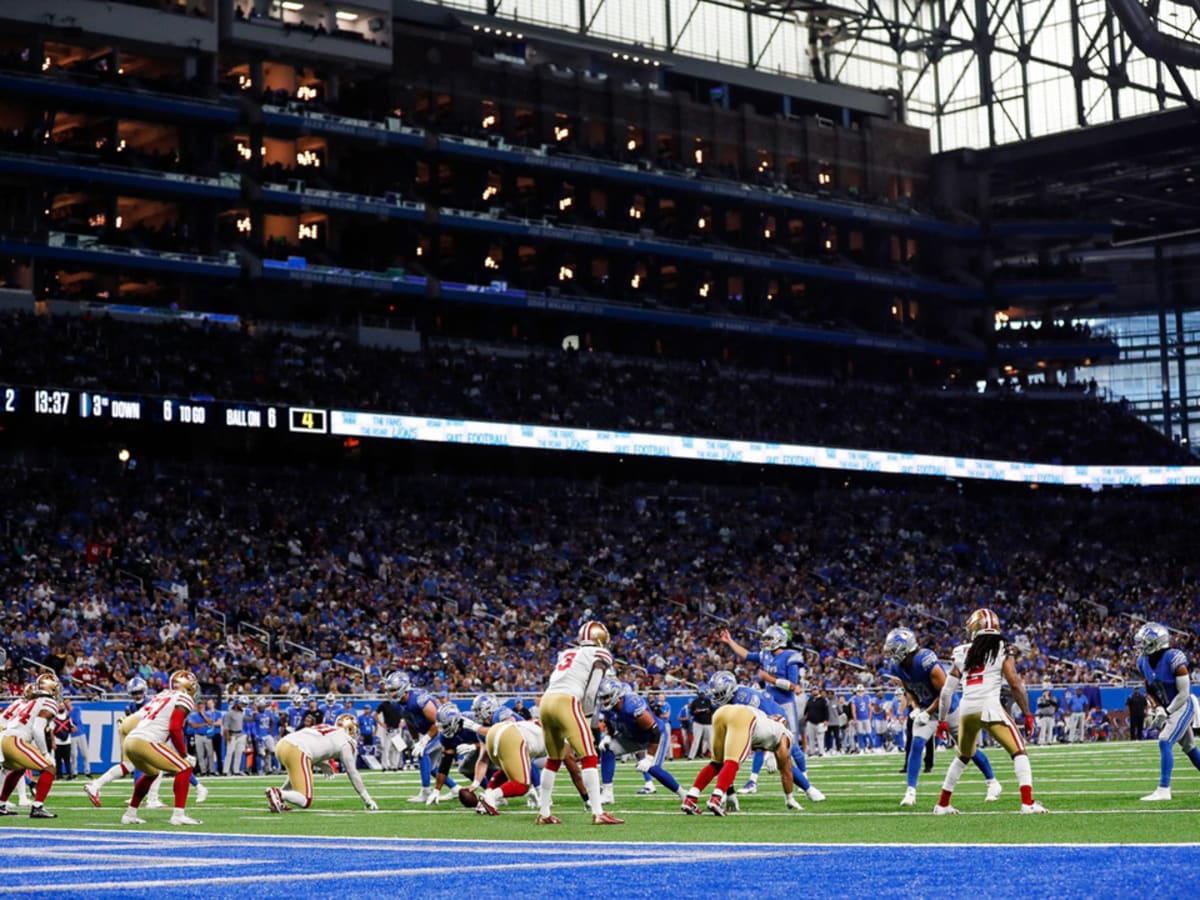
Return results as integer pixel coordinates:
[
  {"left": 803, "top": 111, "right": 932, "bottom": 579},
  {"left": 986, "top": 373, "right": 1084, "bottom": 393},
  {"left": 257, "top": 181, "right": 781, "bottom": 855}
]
[
  {"left": 1133, "top": 622, "right": 1200, "bottom": 801},
  {"left": 719, "top": 626, "right": 812, "bottom": 793},
  {"left": 253, "top": 698, "right": 279, "bottom": 775},
  {"left": 882, "top": 627, "right": 1002, "bottom": 807},
  {"left": 596, "top": 678, "right": 686, "bottom": 802},
  {"left": 708, "top": 670, "right": 826, "bottom": 803},
  {"left": 850, "top": 686, "right": 873, "bottom": 753},
  {"left": 383, "top": 670, "right": 456, "bottom": 803},
  {"left": 288, "top": 688, "right": 311, "bottom": 731}
]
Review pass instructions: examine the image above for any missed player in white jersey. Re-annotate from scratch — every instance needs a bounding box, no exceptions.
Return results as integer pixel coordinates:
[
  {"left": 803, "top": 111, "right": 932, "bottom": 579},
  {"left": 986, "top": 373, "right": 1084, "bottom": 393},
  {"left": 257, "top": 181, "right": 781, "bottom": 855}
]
[
  {"left": 266, "top": 713, "right": 377, "bottom": 813},
  {"left": 536, "top": 619, "right": 623, "bottom": 825},
  {"left": 934, "top": 609, "right": 1046, "bottom": 815},
  {"left": 0, "top": 673, "right": 61, "bottom": 818},
  {"left": 681, "top": 705, "right": 802, "bottom": 816},
  {"left": 474, "top": 717, "right": 547, "bottom": 815},
  {"left": 121, "top": 670, "right": 202, "bottom": 826}
]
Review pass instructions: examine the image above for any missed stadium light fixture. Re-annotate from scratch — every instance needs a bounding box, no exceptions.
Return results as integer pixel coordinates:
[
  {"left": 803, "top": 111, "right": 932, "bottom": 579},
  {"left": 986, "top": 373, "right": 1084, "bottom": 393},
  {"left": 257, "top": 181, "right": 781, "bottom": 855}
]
[
  {"left": 117, "top": 449, "right": 131, "bottom": 463},
  {"left": 335, "top": 11, "right": 358, "bottom": 21},
  {"left": 281, "top": 1, "right": 304, "bottom": 10}
]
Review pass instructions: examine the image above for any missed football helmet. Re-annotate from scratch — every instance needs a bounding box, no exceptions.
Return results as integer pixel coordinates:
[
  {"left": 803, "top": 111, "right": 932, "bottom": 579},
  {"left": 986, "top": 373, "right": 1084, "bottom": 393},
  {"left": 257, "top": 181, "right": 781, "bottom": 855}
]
[
  {"left": 127, "top": 676, "right": 148, "bottom": 699},
  {"left": 383, "top": 671, "right": 411, "bottom": 698},
  {"left": 761, "top": 625, "right": 788, "bottom": 654},
  {"left": 335, "top": 713, "right": 360, "bottom": 740},
  {"left": 1134, "top": 622, "right": 1170, "bottom": 656},
  {"left": 883, "top": 627, "right": 918, "bottom": 663},
  {"left": 596, "top": 676, "right": 625, "bottom": 710},
  {"left": 966, "top": 608, "right": 1001, "bottom": 639},
  {"left": 169, "top": 670, "right": 200, "bottom": 700},
  {"left": 256, "top": 696, "right": 269, "bottom": 708},
  {"left": 325, "top": 692, "right": 337, "bottom": 705},
  {"left": 436, "top": 702, "right": 464, "bottom": 737},
  {"left": 577, "top": 620, "right": 610, "bottom": 647},
  {"left": 471, "top": 693, "right": 498, "bottom": 724},
  {"left": 238, "top": 695, "right": 252, "bottom": 708},
  {"left": 33, "top": 672, "right": 62, "bottom": 701},
  {"left": 708, "top": 670, "right": 738, "bottom": 706}
]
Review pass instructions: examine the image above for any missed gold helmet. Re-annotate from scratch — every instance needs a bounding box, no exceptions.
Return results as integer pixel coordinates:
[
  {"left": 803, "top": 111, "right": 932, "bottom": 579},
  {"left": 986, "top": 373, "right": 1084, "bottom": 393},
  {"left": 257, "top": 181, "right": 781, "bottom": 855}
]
[
  {"left": 22, "top": 682, "right": 36, "bottom": 699},
  {"left": 577, "top": 620, "right": 610, "bottom": 648},
  {"left": 33, "top": 672, "right": 62, "bottom": 701},
  {"left": 169, "top": 670, "right": 200, "bottom": 700},
  {"left": 966, "top": 608, "right": 1001, "bottom": 639},
  {"left": 335, "top": 713, "right": 360, "bottom": 740}
]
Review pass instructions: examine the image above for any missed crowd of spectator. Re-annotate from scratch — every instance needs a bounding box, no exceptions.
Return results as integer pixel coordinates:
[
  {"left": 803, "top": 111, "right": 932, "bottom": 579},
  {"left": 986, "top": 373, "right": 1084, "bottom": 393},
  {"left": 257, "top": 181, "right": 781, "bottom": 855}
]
[
  {"left": 1, "top": 450, "right": 1196, "bottom": 707},
  {"left": 0, "top": 311, "right": 1188, "bottom": 465}
]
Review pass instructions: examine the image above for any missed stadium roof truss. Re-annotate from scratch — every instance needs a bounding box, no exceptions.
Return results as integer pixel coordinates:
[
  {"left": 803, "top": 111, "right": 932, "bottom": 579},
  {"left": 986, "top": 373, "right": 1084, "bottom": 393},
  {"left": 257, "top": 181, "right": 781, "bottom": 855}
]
[{"left": 438, "top": 0, "right": 1200, "bottom": 150}]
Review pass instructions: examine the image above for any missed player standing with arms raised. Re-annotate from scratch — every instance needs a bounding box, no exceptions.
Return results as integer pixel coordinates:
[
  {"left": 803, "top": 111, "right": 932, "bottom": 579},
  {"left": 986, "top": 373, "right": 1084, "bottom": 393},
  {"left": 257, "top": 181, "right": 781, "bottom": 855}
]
[{"left": 536, "top": 619, "right": 623, "bottom": 825}]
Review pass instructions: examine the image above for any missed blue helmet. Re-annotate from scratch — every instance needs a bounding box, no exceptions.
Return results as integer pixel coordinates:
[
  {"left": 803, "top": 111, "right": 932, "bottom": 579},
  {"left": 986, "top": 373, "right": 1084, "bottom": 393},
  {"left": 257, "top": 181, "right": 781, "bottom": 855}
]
[
  {"left": 1134, "top": 622, "right": 1170, "bottom": 656},
  {"left": 383, "top": 671, "right": 411, "bottom": 698},
  {"left": 883, "top": 627, "right": 918, "bottom": 663},
  {"left": 436, "top": 703, "right": 463, "bottom": 738},
  {"left": 708, "top": 670, "right": 738, "bottom": 706}
]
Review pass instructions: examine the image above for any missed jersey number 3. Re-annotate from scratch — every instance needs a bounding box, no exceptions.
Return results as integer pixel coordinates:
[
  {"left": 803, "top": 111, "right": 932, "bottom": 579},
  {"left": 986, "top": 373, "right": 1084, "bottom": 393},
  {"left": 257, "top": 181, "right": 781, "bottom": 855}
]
[{"left": 556, "top": 651, "right": 577, "bottom": 671}]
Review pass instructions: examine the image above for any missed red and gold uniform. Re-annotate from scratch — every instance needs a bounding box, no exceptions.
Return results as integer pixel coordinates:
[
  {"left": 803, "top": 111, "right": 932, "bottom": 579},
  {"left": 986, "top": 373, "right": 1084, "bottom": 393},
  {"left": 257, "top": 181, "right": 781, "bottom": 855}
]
[{"left": 268, "top": 716, "right": 375, "bottom": 812}]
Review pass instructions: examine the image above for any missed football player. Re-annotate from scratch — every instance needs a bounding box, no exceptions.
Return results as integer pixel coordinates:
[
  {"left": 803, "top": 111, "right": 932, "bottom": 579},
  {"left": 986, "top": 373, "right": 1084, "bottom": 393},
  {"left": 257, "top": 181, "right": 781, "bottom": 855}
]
[
  {"left": 719, "top": 626, "right": 808, "bottom": 785},
  {"left": 254, "top": 697, "right": 279, "bottom": 775},
  {"left": 0, "top": 673, "right": 61, "bottom": 818},
  {"left": 535, "top": 619, "right": 623, "bottom": 825},
  {"left": 933, "top": 609, "right": 1046, "bottom": 815},
  {"left": 266, "top": 713, "right": 377, "bottom": 813},
  {"left": 707, "top": 670, "right": 826, "bottom": 803},
  {"left": 473, "top": 713, "right": 548, "bottom": 815},
  {"left": 1132, "top": 622, "right": 1200, "bottom": 801},
  {"left": 120, "top": 669, "right": 203, "bottom": 826},
  {"left": 0, "top": 685, "right": 35, "bottom": 808},
  {"left": 882, "top": 627, "right": 1002, "bottom": 807},
  {"left": 383, "top": 670, "right": 454, "bottom": 803},
  {"left": 596, "top": 678, "right": 686, "bottom": 802},
  {"left": 681, "top": 704, "right": 802, "bottom": 816}
]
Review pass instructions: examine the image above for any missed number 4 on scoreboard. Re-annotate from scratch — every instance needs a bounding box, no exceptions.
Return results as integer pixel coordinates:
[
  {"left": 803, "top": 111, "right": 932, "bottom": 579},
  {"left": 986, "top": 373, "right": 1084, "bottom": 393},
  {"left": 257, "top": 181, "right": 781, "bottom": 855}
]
[{"left": 288, "top": 407, "right": 328, "bottom": 434}]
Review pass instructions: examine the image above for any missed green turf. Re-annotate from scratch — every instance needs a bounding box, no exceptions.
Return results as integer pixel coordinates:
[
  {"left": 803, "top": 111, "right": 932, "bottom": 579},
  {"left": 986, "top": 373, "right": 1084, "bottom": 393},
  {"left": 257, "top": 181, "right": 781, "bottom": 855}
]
[{"left": 7, "top": 742, "right": 1199, "bottom": 843}]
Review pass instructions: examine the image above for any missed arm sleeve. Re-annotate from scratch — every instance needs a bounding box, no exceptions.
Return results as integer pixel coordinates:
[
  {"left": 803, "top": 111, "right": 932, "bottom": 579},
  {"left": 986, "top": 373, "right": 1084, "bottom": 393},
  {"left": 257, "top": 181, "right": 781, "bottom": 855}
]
[
  {"left": 938, "top": 673, "right": 959, "bottom": 722},
  {"left": 1166, "top": 674, "right": 1192, "bottom": 715},
  {"left": 170, "top": 707, "right": 189, "bottom": 756},
  {"left": 339, "top": 743, "right": 371, "bottom": 801}
]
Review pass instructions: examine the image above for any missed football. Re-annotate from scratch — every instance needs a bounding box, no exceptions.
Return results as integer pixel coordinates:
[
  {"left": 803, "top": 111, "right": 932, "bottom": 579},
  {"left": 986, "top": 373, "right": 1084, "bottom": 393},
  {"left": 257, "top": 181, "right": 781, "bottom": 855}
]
[{"left": 458, "top": 787, "right": 479, "bottom": 809}]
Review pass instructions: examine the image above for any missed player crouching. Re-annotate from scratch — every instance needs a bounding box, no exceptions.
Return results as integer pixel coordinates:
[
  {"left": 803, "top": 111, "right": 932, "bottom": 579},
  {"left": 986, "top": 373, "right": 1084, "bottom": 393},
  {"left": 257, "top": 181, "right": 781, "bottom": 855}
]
[
  {"left": 266, "top": 713, "right": 377, "bottom": 813},
  {"left": 0, "top": 674, "right": 62, "bottom": 819},
  {"left": 681, "top": 705, "right": 803, "bottom": 816},
  {"left": 121, "top": 670, "right": 203, "bottom": 826}
]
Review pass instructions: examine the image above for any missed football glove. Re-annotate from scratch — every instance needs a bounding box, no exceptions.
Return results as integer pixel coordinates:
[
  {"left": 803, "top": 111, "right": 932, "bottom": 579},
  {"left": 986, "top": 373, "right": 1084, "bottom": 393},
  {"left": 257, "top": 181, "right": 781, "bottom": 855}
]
[
  {"left": 785, "top": 795, "right": 804, "bottom": 811},
  {"left": 597, "top": 734, "right": 612, "bottom": 754},
  {"left": 425, "top": 789, "right": 443, "bottom": 806},
  {"left": 412, "top": 735, "right": 431, "bottom": 758},
  {"left": 363, "top": 796, "right": 378, "bottom": 811},
  {"left": 184, "top": 754, "right": 198, "bottom": 769},
  {"left": 910, "top": 709, "right": 930, "bottom": 727},
  {"left": 636, "top": 757, "right": 653, "bottom": 774},
  {"left": 1024, "top": 714, "right": 1035, "bottom": 738},
  {"left": 936, "top": 721, "right": 955, "bottom": 747}
]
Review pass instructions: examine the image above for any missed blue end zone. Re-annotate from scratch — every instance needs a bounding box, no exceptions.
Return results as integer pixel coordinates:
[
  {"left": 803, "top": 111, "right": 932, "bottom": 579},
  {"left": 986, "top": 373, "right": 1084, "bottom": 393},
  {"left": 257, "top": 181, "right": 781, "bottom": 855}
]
[{"left": 2, "top": 829, "right": 1197, "bottom": 899}]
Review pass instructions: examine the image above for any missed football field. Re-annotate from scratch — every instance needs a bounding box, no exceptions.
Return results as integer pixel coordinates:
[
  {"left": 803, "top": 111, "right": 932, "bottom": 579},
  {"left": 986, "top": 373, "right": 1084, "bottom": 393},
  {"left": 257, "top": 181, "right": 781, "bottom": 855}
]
[{"left": 3, "top": 741, "right": 1198, "bottom": 897}]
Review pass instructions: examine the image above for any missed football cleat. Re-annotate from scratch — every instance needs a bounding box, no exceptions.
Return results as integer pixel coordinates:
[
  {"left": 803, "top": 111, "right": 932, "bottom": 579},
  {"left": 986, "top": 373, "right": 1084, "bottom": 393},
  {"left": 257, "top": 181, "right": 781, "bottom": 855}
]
[
  {"left": 0, "top": 804, "right": 16, "bottom": 817},
  {"left": 636, "top": 784, "right": 657, "bottom": 795},
  {"left": 29, "top": 806, "right": 57, "bottom": 819},
  {"left": 169, "top": 810, "right": 201, "bottom": 826},
  {"left": 476, "top": 790, "right": 500, "bottom": 816},
  {"left": 196, "top": 783, "right": 209, "bottom": 803},
  {"left": 740, "top": 780, "right": 757, "bottom": 794},
  {"left": 145, "top": 795, "right": 166, "bottom": 810},
  {"left": 592, "top": 811, "right": 625, "bottom": 825},
  {"left": 121, "top": 810, "right": 146, "bottom": 825},
  {"left": 1141, "top": 787, "right": 1172, "bottom": 802},
  {"left": 266, "top": 787, "right": 285, "bottom": 813},
  {"left": 408, "top": 787, "right": 432, "bottom": 804},
  {"left": 900, "top": 787, "right": 917, "bottom": 807},
  {"left": 806, "top": 786, "right": 826, "bottom": 802},
  {"left": 933, "top": 804, "right": 960, "bottom": 815},
  {"left": 85, "top": 781, "right": 102, "bottom": 807},
  {"left": 535, "top": 814, "right": 563, "bottom": 825},
  {"left": 705, "top": 796, "right": 727, "bottom": 817},
  {"left": 985, "top": 780, "right": 1003, "bottom": 802},
  {"left": 1020, "top": 801, "right": 1049, "bottom": 814},
  {"left": 681, "top": 796, "right": 701, "bottom": 815}
]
